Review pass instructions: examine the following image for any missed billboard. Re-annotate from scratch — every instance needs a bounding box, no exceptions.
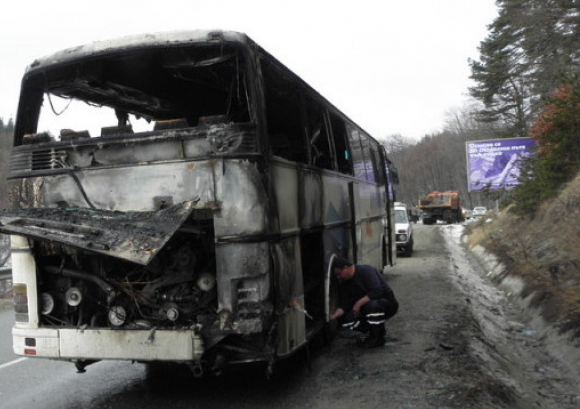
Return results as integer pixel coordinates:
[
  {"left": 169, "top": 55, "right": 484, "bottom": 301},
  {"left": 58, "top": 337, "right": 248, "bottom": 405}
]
[{"left": 466, "top": 137, "right": 536, "bottom": 192}]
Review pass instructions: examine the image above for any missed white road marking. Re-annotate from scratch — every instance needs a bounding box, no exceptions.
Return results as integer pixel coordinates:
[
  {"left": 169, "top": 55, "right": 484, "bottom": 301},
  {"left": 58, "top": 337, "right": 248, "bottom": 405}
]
[{"left": 0, "top": 357, "right": 27, "bottom": 370}]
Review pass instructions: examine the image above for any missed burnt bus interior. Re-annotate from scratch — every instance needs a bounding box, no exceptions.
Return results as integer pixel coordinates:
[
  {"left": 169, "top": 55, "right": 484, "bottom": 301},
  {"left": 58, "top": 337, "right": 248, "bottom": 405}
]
[
  {"left": 261, "top": 51, "right": 386, "bottom": 185},
  {"left": 261, "top": 56, "right": 353, "bottom": 174},
  {"left": 4, "top": 34, "right": 390, "bottom": 368},
  {"left": 15, "top": 41, "right": 252, "bottom": 145}
]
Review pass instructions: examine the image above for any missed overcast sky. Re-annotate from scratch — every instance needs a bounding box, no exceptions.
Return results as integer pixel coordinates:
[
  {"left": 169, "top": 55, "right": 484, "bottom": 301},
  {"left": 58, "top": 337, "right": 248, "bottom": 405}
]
[{"left": 0, "top": 0, "right": 497, "bottom": 141}]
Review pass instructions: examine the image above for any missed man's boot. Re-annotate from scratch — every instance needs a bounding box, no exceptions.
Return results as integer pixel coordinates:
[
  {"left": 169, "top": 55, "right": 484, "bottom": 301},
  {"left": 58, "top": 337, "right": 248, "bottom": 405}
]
[{"left": 360, "top": 324, "right": 385, "bottom": 348}]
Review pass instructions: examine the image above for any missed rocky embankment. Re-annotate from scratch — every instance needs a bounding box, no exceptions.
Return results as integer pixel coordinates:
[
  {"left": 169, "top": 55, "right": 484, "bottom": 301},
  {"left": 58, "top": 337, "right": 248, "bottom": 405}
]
[{"left": 463, "top": 203, "right": 580, "bottom": 379}]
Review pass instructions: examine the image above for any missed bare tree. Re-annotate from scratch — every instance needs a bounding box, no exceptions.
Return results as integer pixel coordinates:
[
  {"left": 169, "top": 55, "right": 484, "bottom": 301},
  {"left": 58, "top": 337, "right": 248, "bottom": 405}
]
[{"left": 380, "top": 104, "right": 504, "bottom": 210}]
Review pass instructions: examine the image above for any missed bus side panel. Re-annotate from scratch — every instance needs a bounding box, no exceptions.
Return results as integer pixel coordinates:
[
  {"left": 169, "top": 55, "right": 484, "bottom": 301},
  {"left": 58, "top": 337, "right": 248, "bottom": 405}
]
[
  {"left": 271, "top": 163, "right": 299, "bottom": 234},
  {"left": 300, "top": 170, "right": 323, "bottom": 229},
  {"left": 322, "top": 175, "right": 358, "bottom": 262},
  {"left": 359, "top": 219, "right": 383, "bottom": 268},
  {"left": 322, "top": 226, "right": 350, "bottom": 266},
  {"left": 273, "top": 237, "right": 307, "bottom": 357},
  {"left": 214, "top": 242, "right": 271, "bottom": 333},
  {"left": 214, "top": 159, "right": 269, "bottom": 237},
  {"left": 321, "top": 175, "right": 350, "bottom": 226},
  {"left": 358, "top": 183, "right": 386, "bottom": 268},
  {"left": 271, "top": 163, "right": 325, "bottom": 232}
]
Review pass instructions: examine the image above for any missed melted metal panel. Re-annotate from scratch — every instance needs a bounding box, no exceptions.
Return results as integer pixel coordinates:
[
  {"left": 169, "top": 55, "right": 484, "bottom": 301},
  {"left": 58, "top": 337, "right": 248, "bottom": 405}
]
[
  {"left": 0, "top": 201, "right": 198, "bottom": 265},
  {"left": 272, "top": 163, "right": 299, "bottom": 233},
  {"left": 18, "top": 161, "right": 216, "bottom": 212},
  {"left": 214, "top": 160, "right": 268, "bottom": 237},
  {"left": 274, "top": 237, "right": 306, "bottom": 356},
  {"left": 215, "top": 242, "right": 270, "bottom": 322},
  {"left": 301, "top": 170, "right": 323, "bottom": 228},
  {"left": 322, "top": 176, "right": 350, "bottom": 224}
]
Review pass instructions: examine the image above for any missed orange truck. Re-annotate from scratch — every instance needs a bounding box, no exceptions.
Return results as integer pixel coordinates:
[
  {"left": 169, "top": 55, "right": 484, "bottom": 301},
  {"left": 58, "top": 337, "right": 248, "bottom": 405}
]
[{"left": 418, "top": 191, "right": 464, "bottom": 224}]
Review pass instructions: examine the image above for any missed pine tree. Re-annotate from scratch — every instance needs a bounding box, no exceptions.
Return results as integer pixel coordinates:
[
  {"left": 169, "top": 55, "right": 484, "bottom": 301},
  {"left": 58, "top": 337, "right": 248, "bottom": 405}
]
[
  {"left": 512, "top": 80, "right": 580, "bottom": 214},
  {"left": 469, "top": 0, "right": 580, "bottom": 137}
]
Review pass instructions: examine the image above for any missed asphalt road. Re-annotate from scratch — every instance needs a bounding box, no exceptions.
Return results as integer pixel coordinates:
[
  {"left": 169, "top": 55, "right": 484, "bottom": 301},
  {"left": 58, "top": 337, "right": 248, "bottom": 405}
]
[
  {"left": 0, "top": 224, "right": 578, "bottom": 409},
  {"left": 0, "top": 303, "right": 147, "bottom": 408},
  {"left": 0, "top": 302, "right": 14, "bottom": 364}
]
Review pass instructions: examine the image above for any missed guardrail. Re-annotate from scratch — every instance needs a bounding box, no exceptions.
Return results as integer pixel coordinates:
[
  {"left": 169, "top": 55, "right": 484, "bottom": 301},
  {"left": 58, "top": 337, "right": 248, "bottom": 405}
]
[{"left": 0, "top": 266, "right": 12, "bottom": 281}]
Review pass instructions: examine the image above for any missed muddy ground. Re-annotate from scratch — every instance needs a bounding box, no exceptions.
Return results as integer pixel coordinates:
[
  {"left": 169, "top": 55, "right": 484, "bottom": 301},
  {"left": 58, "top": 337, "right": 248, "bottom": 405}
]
[{"left": 2, "top": 225, "right": 580, "bottom": 409}]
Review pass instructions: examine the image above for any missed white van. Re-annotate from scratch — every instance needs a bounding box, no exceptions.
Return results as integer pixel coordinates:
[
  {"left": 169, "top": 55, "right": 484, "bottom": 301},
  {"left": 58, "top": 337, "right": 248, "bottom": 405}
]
[{"left": 394, "top": 203, "right": 414, "bottom": 256}]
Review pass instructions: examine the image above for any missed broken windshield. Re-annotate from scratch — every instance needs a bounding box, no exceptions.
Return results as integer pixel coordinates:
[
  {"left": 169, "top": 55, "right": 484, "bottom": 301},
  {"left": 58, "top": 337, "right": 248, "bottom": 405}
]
[{"left": 17, "top": 43, "right": 252, "bottom": 144}]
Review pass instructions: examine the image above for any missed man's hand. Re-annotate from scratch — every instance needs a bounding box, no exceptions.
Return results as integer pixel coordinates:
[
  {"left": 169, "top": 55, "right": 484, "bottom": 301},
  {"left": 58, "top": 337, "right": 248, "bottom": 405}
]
[
  {"left": 329, "top": 308, "right": 344, "bottom": 321},
  {"left": 353, "top": 295, "right": 371, "bottom": 316}
]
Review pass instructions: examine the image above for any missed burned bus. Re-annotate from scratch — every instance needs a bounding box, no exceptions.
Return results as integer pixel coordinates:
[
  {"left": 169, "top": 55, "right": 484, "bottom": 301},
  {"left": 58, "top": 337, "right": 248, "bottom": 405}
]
[{"left": 0, "top": 30, "right": 396, "bottom": 376}]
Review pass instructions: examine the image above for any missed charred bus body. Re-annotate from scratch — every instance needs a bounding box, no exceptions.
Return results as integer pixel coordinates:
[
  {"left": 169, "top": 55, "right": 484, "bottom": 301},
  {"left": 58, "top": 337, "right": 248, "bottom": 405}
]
[{"left": 0, "top": 31, "right": 396, "bottom": 375}]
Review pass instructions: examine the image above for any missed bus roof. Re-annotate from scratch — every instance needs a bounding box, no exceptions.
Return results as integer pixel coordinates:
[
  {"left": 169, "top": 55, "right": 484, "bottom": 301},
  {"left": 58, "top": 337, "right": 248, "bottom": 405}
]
[
  {"left": 25, "top": 30, "right": 250, "bottom": 74},
  {"left": 20, "top": 29, "right": 383, "bottom": 149}
]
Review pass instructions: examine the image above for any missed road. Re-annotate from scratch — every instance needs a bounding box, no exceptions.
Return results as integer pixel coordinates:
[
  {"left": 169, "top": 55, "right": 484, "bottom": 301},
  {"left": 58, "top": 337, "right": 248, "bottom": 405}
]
[{"left": 0, "top": 224, "right": 579, "bottom": 408}]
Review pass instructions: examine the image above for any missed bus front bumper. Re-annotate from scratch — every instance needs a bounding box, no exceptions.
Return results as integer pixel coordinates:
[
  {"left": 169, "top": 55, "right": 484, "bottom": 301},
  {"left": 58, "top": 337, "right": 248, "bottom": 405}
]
[{"left": 13, "top": 327, "right": 205, "bottom": 361}]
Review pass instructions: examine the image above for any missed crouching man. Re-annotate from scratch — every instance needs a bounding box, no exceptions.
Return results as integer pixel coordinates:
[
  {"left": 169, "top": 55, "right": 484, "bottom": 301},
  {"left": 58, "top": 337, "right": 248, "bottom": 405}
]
[{"left": 329, "top": 257, "right": 399, "bottom": 348}]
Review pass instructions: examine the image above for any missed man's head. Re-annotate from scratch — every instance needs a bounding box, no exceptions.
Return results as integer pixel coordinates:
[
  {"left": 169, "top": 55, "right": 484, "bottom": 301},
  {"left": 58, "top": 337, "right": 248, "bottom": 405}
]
[{"left": 332, "top": 257, "right": 355, "bottom": 280}]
